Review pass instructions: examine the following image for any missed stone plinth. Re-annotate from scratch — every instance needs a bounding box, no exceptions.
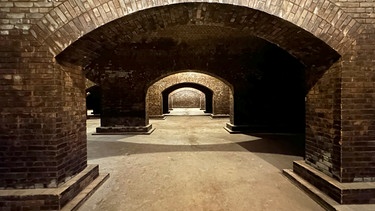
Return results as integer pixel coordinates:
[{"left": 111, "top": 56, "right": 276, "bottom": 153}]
[
  {"left": 0, "top": 165, "right": 109, "bottom": 211},
  {"left": 284, "top": 161, "right": 375, "bottom": 207},
  {"left": 95, "top": 124, "right": 155, "bottom": 135}
]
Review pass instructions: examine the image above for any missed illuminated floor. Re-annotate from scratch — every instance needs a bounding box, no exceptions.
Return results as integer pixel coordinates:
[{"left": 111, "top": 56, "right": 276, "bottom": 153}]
[{"left": 80, "top": 115, "right": 323, "bottom": 211}]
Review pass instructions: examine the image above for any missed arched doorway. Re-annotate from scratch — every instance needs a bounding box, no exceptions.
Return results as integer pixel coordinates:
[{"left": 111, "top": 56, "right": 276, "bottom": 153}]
[{"left": 146, "top": 71, "right": 232, "bottom": 121}]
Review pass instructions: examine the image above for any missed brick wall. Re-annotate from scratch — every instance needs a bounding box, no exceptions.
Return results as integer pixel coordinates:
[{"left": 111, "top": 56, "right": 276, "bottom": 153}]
[
  {"left": 168, "top": 88, "right": 206, "bottom": 110},
  {"left": 170, "top": 88, "right": 204, "bottom": 108},
  {"left": 333, "top": 0, "right": 375, "bottom": 24},
  {"left": 0, "top": 1, "right": 56, "bottom": 36}
]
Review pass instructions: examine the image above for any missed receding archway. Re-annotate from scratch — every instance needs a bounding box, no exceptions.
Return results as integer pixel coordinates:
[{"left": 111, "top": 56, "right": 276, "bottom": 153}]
[
  {"left": 168, "top": 88, "right": 207, "bottom": 115},
  {"left": 3, "top": 0, "right": 375, "bottom": 210},
  {"left": 53, "top": 3, "right": 342, "bottom": 139},
  {"left": 162, "top": 83, "right": 213, "bottom": 115},
  {"left": 146, "top": 71, "right": 232, "bottom": 121},
  {"left": 52, "top": 3, "right": 346, "bottom": 199},
  {"left": 169, "top": 88, "right": 204, "bottom": 109}
]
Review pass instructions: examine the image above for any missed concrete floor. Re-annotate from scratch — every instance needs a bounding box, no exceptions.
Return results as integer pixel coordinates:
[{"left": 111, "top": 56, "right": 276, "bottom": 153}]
[{"left": 80, "top": 109, "right": 323, "bottom": 211}]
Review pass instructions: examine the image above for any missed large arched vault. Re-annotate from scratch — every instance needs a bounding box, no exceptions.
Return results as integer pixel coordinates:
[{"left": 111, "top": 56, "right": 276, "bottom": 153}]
[
  {"left": 2, "top": 1, "right": 375, "bottom": 209},
  {"left": 55, "top": 3, "right": 341, "bottom": 90},
  {"left": 55, "top": 3, "right": 347, "bottom": 196}
]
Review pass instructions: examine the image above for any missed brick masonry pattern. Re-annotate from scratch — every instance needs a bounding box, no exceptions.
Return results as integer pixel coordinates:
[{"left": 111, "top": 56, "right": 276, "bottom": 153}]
[
  {"left": 169, "top": 88, "right": 204, "bottom": 108},
  {"left": 147, "top": 72, "right": 230, "bottom": 118},
  {"left": 0, "top": 0, "right": 374, "bottom": 207}
]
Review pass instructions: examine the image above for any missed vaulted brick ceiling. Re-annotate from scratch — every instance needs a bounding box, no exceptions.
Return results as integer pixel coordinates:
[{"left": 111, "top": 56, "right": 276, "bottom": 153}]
[
  {"left": 56, "top": 3, "right": 340, "bottom": 67},
  {"left": 56, "top": 3, "right": 340, "bottom": 91}
]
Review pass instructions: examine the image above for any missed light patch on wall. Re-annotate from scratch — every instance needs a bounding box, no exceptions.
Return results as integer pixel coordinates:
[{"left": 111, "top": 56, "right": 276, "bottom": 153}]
[{"left": 169, "top": 88, "right": 204, "bottom": 108}]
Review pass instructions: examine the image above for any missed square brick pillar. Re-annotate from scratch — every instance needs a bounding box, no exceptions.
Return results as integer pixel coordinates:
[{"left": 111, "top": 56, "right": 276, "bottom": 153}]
[
  {"left": 95, "top": 76, "right": 154, "bottom": 135},
  {"left": 0, "top": 38, "right": 107, "bottom": 210},
  {"left": 284, "top": 56, "right": 375, "bottom": 206},
  {"left": 224, "top": 90, "right": 268, "bottom": 133}
]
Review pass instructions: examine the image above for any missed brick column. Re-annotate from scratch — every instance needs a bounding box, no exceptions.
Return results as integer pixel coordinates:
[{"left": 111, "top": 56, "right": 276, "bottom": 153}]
[
  {"left": 96, "top": 74, "right": 154, "bottom": 135},
  {"left": 225, "top": 88, "right": 265, "bottom": 133},
  {"left": 0, "top": 35, "right": 107, "bottom": 210},
  {"left": 200, "top": 93, "right": 205, "bottom": 110},
  {"left": 211, "top": 86, "right": 230, "bottom": 118},
  {"left": 285, "top": 54, "right": 375, "bottom": 205},
  {"left": 0, "top": 39, "right": 89, "bottom": 189},
  {"left": 338, "top": 36, "right": 375, "bottom": 184}
]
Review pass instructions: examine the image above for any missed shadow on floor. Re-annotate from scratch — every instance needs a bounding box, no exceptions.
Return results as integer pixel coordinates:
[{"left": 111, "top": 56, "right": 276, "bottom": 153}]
[
  {"left": 238, "top": 133, "right": 305, "bottom": 157},
  {"left": 238, "top": 133, "right": 305, "bottom": 170},
  {"left": 88, "top": 133, "right": 305, "bottom": 170},
  {"left": 88, "top": 141, "right": 243, "bottom": 159}
]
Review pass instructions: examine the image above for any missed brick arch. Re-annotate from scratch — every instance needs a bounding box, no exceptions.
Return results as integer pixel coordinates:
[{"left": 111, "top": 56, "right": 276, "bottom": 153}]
[
  {"left": 31, "top": 0, "right": 361, "bottom": 58},
  {"left": 147, "top": 70, "right": 234, "bottom": 94},
  {"left": 162, "top": 82, "right": 213, "bottom": 113},
  {"left": 163, "top": 82, "right": 214, "bottom": 97},
  {"left": 146, "top": 72, "right": 231, "bottom": 118}
]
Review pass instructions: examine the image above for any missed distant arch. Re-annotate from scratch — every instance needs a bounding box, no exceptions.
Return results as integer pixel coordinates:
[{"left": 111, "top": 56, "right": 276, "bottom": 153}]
[
  {"left": 146, "top": 71, "right": 231, "bottom": 119},
  {"left": 162, "top": 83, "right": 213, "bottom": 114}
]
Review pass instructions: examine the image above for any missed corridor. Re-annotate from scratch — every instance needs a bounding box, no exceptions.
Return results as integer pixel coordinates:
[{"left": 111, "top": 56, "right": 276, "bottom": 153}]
[{"left": 1, "top": 1, "right": 375, "bottom": 209}]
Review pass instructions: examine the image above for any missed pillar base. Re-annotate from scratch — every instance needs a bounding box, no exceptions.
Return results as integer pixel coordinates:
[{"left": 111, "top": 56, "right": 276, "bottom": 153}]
[
  {"left": 210, "top": 114, "right": 230, "bottom": 119},
  {"left": 95, "top": 124, "right": 155, "bottom": 135},
  {"left": 0, "top": 165, "right": 109, "bottom": 211},
  {"left": 283, "top": 160, "right": 375, "bottom": 207},
  {"left": 149, "top": 115, "right": 166, "bottom": 120},
  {"left": 224, "top": 123, "right": 267, "bottom": 134}
]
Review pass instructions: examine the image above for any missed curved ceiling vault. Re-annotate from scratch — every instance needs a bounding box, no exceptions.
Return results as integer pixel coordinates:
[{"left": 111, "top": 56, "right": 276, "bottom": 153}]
[
  {"left": 162, "top": 82, "right": 213, "bottom": 97},
  {"left": 56, "top": 3, "right": 340, "bottom": 67},
  {"left": 55, "top": 3, "right": 341, "bottom": 91}
]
